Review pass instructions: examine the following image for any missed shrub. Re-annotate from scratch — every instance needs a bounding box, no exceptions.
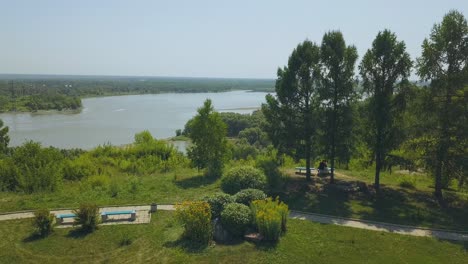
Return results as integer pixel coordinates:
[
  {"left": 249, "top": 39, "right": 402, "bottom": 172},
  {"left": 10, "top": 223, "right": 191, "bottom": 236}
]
[
  {"left": 84, "top": 175, "right": 110, "bottom": 190},
  {"left": 251, "top": 197, "right": 289, "bottom": 241},
  {"left": 63, "top": 155, "right": 96, "bottom": 181},
  {"left": 175, "top": 201, "right": 212, "bottom": 244},
  {"left": 221, "top": 166, "right": 266, "bottom": 194},
  {"left": 109, "top": 180, "right": 120, "bottom": 197},
  {"left": 398, "top": 176, "right": 416, "bottom": 189},
  {"left": 256, "top": 151, "right": 283, "bottom": 189},
  {"left": 13, "top": 141, "right": 64, "bottom": 193},
  {"left": 203, "top": 193, "right": 234, "bottom": 219},
  {"left": 233, "top": 189, "right": 267, "bottom": 206},
  {"left": 73, "top": 203, "right": 100, "bottom": 232},
  {"left": 119, "top": 231, "right": 133, "bottom": 246},
  {"left": 33, "top": 209, "right": 55, "bottom": 237},
  {"left": 221, "top": 203, "right": 251, "bottom": 237},
  {"left": 128, "top": 177, "right": 141, "bottom": 195}
]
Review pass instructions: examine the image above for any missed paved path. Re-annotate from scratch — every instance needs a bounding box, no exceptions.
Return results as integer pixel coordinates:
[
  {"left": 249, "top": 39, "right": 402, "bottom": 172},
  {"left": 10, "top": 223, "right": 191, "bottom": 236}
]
[
  {"left": 1, "top": 205, "right": 466, "bottom": 241},
  {"left": 0, "top": 205, "right": 174, "bottom": 222},
  {"left": 290, "top": 211, "right": 468, "bottom": 241}
]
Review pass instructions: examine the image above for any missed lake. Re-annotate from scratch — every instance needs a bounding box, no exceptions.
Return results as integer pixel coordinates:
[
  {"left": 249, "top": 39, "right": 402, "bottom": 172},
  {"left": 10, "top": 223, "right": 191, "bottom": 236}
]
[{"left": 0, "top": 91, "right": 270, "bottom": 149}]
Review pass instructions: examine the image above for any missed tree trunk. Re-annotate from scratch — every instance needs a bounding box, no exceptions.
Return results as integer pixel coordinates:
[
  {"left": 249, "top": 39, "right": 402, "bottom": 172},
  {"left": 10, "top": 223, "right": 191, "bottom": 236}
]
[
  {"left": 330, "top": 137, "right": 336, "bottom": 184},
  {"left": 305, "top": 137, "right": 312, "bottom": 182},
  {"left": 375, "top": 150, "right": 381, "bottom": 191},
  {"left": 434, "top": 157, "right": 443, "bottom": 199}
]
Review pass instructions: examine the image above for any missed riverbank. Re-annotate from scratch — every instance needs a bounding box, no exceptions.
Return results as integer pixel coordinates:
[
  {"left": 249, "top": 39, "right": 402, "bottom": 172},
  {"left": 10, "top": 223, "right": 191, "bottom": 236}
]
[{"left": 0, "top": 91, "right": 267, "bottom": 149}]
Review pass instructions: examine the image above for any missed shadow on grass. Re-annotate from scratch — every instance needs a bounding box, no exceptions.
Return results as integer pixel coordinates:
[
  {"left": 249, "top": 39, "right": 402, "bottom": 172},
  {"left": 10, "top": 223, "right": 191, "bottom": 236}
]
[
  {"left": 358, "top": 187, "right": 468, "bottom": 230},
  {"left": 23, "top": 233, "right": 47, "bottom": 243},
  {"left": 280, "top": 175, "right": 468, "bottom": 230},
  {"left": 163, "top": 238, "right": 210, "bottom": 253},
  {"left": 66, "top": 228, "right": 94, "bottom": 239},
  {"left": 254, "top": 240, "right": 279, "bottom": 251},
  {"left": 278, "top": 177, "right": 353, "bottom": 219},
  {"left": 174, "top": 174, "right": 218, "bottom": 189}
]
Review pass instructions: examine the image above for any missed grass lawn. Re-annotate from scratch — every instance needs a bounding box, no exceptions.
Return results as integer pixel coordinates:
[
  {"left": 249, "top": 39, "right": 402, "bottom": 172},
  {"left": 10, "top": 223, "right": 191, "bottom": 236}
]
[
  {"left": 0, "top": 169, "right": 219, "bottom": 212},
  {"left": 279, "top": 169, "right": 468, "bottom": 230},
  {"left": 0, "top": 211, "right": 466, "bottom": 263}
]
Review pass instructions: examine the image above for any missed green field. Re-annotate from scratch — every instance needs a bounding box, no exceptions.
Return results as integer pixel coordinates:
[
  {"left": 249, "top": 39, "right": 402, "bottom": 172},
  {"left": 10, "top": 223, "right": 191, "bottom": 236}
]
[
  {"left": 0, "top": 168, "right": 219, "bottom": 212},
  {"left": 0, "top": 211, "right": 466, "bottom": 264}
]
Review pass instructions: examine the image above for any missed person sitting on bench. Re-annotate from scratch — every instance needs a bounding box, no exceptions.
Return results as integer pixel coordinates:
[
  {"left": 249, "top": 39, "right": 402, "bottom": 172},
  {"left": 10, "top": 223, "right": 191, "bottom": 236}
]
[{"left": 318, "top": 160, "right": 326, "bottom": 173}]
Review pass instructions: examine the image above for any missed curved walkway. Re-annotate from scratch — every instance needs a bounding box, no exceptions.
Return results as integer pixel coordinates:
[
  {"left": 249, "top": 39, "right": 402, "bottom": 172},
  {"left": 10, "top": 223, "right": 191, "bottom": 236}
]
[
  {"left": 1, "top": 205, "right": 467, "bottom": 241},
  {"left": 289, "top": 211, "right": 468, "bottom": 241}
]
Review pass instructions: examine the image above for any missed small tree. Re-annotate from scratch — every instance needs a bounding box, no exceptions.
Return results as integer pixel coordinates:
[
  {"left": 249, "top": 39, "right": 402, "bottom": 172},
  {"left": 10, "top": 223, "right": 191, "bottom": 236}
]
[
  {"left": 73, "top": 203, "right": 100, "bottom": 232},
  {"left": 33, "top": 209, "right": 55, "bottom": 237},
  {"left": 187, "top": 99, "right": 228, "bottom": 177}
]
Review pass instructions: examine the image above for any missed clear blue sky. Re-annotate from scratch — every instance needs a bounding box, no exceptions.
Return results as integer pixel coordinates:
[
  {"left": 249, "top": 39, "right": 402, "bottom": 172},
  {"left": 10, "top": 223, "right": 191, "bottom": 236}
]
[{"left": 1, "top": 0, "right": 466, "bottom": 78}]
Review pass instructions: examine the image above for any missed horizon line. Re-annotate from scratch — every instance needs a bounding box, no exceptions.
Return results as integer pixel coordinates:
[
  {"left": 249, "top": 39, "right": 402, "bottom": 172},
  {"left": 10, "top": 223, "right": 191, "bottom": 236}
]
[{"left": 0, "top": 73, "right": 276, "bottom": 81}]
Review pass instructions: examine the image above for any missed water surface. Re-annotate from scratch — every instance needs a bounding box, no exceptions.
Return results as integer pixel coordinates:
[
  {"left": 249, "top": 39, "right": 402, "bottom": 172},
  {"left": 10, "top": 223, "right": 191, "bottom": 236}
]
[{"left": 0, "top": 91, "right": 269, "bottom": 149}]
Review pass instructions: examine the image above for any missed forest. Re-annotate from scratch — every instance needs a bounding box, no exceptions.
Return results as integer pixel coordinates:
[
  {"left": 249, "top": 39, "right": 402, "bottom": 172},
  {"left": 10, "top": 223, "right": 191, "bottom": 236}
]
[
  {"left": 0, "top": 76, "right": 274, "bottom": 112},
  {"left": 0, "top": 11, "right": 468, "bottom": 211}
]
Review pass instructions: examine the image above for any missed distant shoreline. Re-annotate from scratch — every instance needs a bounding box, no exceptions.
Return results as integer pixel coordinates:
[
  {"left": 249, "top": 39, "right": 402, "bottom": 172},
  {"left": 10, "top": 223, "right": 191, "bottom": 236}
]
[{"left": 0, "top": 90, "right": 271, "bottom": 114}]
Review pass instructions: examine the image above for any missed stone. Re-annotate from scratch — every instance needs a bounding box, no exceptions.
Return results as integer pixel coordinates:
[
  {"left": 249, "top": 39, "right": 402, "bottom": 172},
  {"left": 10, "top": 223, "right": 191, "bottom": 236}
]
[
  {"left": 212, "top": 218, "right": 231, "bottom": 243},
  {"left": 244, "top": 232, "right": 263, "bottom": 242}
]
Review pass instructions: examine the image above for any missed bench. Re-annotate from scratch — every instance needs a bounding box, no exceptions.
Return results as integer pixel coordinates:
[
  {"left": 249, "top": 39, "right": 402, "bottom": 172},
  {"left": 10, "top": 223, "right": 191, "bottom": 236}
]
[
  {"left": 295, "top": 167, "right": 315, "bottom": 175},
  {"left": 101, "top": 210, "right": 136, "bottom": 221},
  {"left": 317, "top": 167, "right": 334, "bottom": 175},
  {"left": 56, "top": 213, "right": 76, "bottom": 224}
]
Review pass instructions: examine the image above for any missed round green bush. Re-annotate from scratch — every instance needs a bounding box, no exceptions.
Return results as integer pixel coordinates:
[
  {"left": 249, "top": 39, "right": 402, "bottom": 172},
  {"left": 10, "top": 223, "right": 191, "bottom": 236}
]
[
  {"left": 203, "top": 193, "right": 235, "bottom": 219},
  {"left": 233, "top": 188, "right": 267, "bottom": 205},
  {"left": 221, "top": 166, "right": 266, "bottom": 194},
  {"left": 221, "top": 203, "right": 252, "bottom": 237}
]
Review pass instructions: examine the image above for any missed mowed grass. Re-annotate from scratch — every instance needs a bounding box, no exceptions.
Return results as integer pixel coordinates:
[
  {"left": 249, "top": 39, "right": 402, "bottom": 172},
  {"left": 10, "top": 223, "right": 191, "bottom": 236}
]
[
  {"left": 280, "top": 169, "right": 468, "bottom": 230},
  {"left": 0, "top": 168, "right": 220, "bottom": 212},
  {"left": 0, "top": 211, "right": 466, "bottom": 264}
]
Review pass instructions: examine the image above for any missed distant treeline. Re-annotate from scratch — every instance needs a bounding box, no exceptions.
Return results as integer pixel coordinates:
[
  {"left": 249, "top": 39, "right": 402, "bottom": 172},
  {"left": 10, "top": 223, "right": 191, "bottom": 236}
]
[{"left": 0, "top": 76, "right": 274, "bottom": 112}]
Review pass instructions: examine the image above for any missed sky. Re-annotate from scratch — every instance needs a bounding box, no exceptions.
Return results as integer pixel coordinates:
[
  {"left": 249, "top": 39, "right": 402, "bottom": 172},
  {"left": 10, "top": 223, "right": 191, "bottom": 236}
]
[{"left": 0, "top": 0, "right": 466, "bottom": 79}]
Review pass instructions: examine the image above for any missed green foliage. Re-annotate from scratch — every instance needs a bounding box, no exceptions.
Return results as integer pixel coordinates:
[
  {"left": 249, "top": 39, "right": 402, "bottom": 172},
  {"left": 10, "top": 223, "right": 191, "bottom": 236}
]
[
  {"left": 175, "top": 201, "right": 212, "bottom": 244},
  {"left": 0, "top": 119, "right": 9, "bottom": 155},
  {"left": 73, "top": 203, "right": 100, "bottom": 232},
  {"left": 0, "top": 78, "right": 273, "bottom": 113},
  {"left": 32, "top": 209, "right": 55, "bottom": 237},
  {"left": 398, "top": 176, "right": 416, "bottom": 189},
  {"left": 262, "top": 40, "right": 321, "bottom": 181},
  {"left": 83, "top": 175, "right": 111, "bottom": 191},
  {"left": 187, "top": 99, "right": 228, "bottom": 177},
  {"left": 359, "top": 29, "right": 412, "bottom": 189},
  {"left": 88, "top": 132, "right": 184, "bottom": 175},
  {"left": 12, "top": 141, "right": 64, "bottom": 193},
  {"left": 0, "top": 158, "right": 18, "bottom": 191},
  {"left": 202, "top": 193, "right": 234, "bottom": 219},
  {"left": 221, "top": 166, "right": 266, "bottom": 194},
  {"left": 134, "top": 130, "right": 153, "bottom": 145},
  {"left": 220, "top": 203, "right": 252, "bottom": 237},
  {"left": 108, "top": 180, "right": 121, "bottom": 198},
  {"left": 233, "top": 189, "right": 266, "bottom": 206},
  {"left": 63, "top": 155, "right": 97, "bottom": 181},
  {"left": 231, "top": 139, "right": 259, "bottom": 160},
  {"left": 318, "top": 31, "right": 358, "bottom": 182},
  {"left": 415, "top": 10, "right": 468, "bottom": 197},
  {"left": 127, "top": 177, "right": 141, "bottom": 195},
  {"left": 255, "top": 149, "right": 283, "bottom": 189},
  {"left": 251, "top": 197, "right": 289, "bottom": 241},
  {"left": 118, "top": 231, "right": 134, "bottom": 246}
]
